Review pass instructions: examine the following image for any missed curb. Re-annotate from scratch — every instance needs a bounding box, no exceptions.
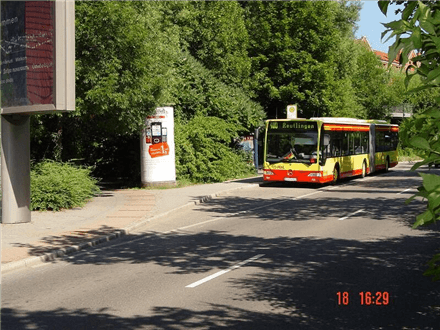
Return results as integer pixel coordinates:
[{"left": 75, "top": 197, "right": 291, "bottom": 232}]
[{"left": 1, "top": 182, "right": 259, "bottom": 274}]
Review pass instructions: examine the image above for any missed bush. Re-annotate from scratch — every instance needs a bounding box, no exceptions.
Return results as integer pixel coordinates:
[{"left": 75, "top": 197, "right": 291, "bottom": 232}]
[
  {"left": 31, "top": 160, "right": 100, "bottom": 211},
  {"left": 175, "top": 116, "right": 257, "bottom": 183}
]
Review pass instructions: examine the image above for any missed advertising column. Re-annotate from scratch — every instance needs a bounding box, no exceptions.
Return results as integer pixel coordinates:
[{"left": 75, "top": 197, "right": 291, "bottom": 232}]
[{"left": 140, "top": 107, "right": 176, "bottom": 187}]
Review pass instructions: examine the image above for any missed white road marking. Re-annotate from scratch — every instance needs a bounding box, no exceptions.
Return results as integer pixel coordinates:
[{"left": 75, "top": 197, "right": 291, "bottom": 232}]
[
  {"left": 185, "top": 254, "right": 265, "bottom": 288},
  {"left": 181, "top": 188, "right": 341, "bottom": 230},
  {"left": 397, "top": 188, "right": 414, "bottom": 195},
  {"left": 175, "top": 217, "right": 231, "bottom": 231},
  {"left": 176, "top": 189, "right": 330, "bottom": 231},
  {"left": 63, "top": 180, "right": 368, "bottom": 258},
  {"left": 338, "top": 209, "right": 365, "bottom": 221}
]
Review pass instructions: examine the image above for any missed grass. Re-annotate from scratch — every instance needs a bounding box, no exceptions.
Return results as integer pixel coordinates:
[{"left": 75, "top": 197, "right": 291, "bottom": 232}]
[
  {"left": 398, "top": 147, "right": 422, "bottom": 162},
  {"left": 398, "top": 155, "right": 422, "bottom": 162}
]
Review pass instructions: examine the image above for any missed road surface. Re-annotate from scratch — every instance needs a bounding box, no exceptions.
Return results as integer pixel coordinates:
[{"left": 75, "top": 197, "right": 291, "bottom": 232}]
[{"left": 2, "top": 163, "right": 439, "bottom": 329}]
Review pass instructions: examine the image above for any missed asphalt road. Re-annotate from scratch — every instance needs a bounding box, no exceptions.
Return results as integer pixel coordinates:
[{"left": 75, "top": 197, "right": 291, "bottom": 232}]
[{"left": 2, "top": 164, "right": 440, "bottom": 329}]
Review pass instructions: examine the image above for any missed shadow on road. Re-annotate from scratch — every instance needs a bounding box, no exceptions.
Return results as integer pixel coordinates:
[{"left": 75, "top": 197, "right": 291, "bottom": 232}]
[
  {"left": 3, "top": 229, "right": 439, "bottom": 329},
  {"left": 1, "top": 304, "right": 297, "bottom": 330},
  {"left": 3, "top": 166, "right": 440, "bottom": 329},
  {"left": 258, "top": 165, "right": 439, "bottom": 189}
]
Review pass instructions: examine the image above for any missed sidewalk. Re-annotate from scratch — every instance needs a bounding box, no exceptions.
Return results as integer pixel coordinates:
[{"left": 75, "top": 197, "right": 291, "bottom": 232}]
[{"left": 1, "top": 175, "right": 263, "bottom": 273}]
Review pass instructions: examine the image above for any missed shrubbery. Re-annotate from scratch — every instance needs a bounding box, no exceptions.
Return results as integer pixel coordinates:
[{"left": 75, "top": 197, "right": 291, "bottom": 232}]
[
  {"left": 31, "top": 160, "right": 100, "bottom": 211},
  {"left": 175, "top": 116, "right": 256, "bottom": 183},
  {"left": 170, "top": 53, "right": 264, "bottom": 183}
]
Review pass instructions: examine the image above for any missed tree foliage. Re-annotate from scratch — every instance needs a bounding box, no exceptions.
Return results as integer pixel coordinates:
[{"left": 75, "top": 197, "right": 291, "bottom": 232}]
[
  {"left": 163, "top": 1, "right": 265, "bottom": 183},
  {"left": 171, "top": 53, "right": 264, "bottom": 129},
  {"left": 32, "top": 1, "right": 264, "bottom": 183},
  {"left": 175, "top": 116, "right": 255, "bottom": 183},
  {"left": 243, "top": 0, "right": 363, "bottom": 118},
  {"left": 75, "top": 1, "right": 180, "bottom": 134},
  {"left": 352, "top": 43, "right": 398, "bottom": 119},
  {"left": 169, "top": 53, "right": 264, "bottom": 183},
  {"left": 31, "top": 1, "right": 423, "bottom": 187},
  {"left": 164, "top": 1, "right": 252, "bottom": 87},
  {"left": 380, "top": 0, "right": 440, "bottom": 281}
]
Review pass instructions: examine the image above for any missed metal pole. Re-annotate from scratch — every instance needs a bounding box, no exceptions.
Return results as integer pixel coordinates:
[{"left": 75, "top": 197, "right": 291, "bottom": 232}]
[
  {"left": 254, "top": 128, "right": 259, "bottom": 171},
  {"left": 1, "top": 115, "right": 31, "bottom": 224}
]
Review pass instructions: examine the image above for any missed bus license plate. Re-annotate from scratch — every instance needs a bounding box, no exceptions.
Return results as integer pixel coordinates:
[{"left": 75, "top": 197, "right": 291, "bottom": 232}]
[{"left": 284, "top": 178, "right": 297, "bottom": 182}]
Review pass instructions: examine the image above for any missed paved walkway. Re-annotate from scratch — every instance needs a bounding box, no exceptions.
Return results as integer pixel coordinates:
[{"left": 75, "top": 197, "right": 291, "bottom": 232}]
[{"left": 1, "top": 176, "right": 262, "bottom": 273}]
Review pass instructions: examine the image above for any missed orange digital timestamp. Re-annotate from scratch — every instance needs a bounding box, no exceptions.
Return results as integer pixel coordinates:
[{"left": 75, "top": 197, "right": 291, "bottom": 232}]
[{"left": 337, "top": 291, "right": 390, "bottom": 306}]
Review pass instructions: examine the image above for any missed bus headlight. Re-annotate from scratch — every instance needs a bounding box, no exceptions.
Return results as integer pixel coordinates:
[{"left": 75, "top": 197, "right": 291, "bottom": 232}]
[
  {"left": 308, "top": 172, "right": 322, "bottom": 177},
  {"left": 264, "top": 170, "right": 275, "bottom": 175}
]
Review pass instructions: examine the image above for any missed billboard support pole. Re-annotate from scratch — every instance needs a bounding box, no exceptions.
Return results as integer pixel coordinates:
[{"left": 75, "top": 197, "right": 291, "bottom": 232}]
[
  {"left": 1, "top": 0, "right": 75, "bottom": 224},
  {"left": 1, "top": 115, "right": 31, "bottom": 223}
]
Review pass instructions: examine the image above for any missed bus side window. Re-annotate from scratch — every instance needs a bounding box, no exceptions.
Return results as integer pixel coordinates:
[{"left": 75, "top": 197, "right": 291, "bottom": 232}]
[
  {"left": 376, "top": 131, "right": 384, "bottom": 152},
  {"left": 329, "top": 131, "right": 335, "bottom": 157},
  {"left": 392, "top": 132, "right": 398, "bottom": 150},
  {"left": 353, "top": 132, "right": 360, "bottom": 155},
  {"left": 342, "top": 133, "right": 349, "bottom": 156},
  {"left": 352, "top": 131, "right": 361, "bottom": 155},
  {"left": 384, "top": 133, "right": 393, "bottom": 151},
  {"left": 349, "top": 132, "right": 355, "bottom": 155},
  {"left": 362, "top": 131, "right": 369, "bottom": 154},
  {"left": 320, "top": 133, "right": 330, "bottom": 164},
  {"left": 330, "top": 131, "right": 341, "bottom": 157},
  {"left": 323, "top": 134, "right": 330, "bottom": 158}
]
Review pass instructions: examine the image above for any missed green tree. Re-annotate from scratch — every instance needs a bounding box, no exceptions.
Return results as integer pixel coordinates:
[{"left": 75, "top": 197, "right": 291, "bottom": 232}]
[
  {"left": 159, "top": 1, "right": 265, "bottom": 183},
  {"left": 175, "top": 116, "right": 256, "bottom": 183},
  {"left": 32, "top": 1, "right": 265, "bottom": 183},
  {"left": 243, "top": 0, "right": 361, "bottom": 118},
  {"left": 171, "top": 53, "right": 264, "bottom": 129},
  {"left": 351, "top": 42, "right": 400, "bottom": 119},
  {"left": 32, "top": 1, "right": 180, "bottom": 179},
  {"left": 75, "top": 1, "right": 179, "bottom": 134},
  {"left": 317, "top": 37, "right": 363, "bottom": 119},
  {"left": 163, "top": 1, "right": 251, "bottom": 88},
  {"left": 170, "top": 53, "right": 265, "bottom": 183},
  {"left": 380, "top": 0, "right": 440, "bottom": 281}
]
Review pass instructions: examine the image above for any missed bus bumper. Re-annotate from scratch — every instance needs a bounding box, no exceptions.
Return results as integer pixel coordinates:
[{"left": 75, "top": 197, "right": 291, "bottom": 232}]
[{"left": 263, "top": 169, "right": 333, "bottom": 183}]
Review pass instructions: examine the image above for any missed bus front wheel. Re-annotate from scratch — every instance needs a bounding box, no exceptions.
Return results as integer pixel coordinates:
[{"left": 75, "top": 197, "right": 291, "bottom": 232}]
[
  {"left": 332, "top": 166, "right": 339, "bottom": 184},
  {"left": 362, "top": 161, "right": 367, "bottom": 178}
]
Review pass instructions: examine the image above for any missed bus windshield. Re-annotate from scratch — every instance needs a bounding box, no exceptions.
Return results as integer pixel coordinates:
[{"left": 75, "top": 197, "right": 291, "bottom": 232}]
[{"left": 266, "top": 121, "right": 318, "bottom": 164}]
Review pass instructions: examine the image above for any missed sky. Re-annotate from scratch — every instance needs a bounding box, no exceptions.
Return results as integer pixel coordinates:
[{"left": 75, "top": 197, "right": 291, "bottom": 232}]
[{"left": 355, "top": 1, "right": 400, "bottom": 53}]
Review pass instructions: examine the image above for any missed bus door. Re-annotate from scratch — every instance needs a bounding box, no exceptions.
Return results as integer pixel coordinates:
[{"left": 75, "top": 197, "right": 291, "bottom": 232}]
[{"left": 369, "top": 124, "right": 376, "bottom": 174}]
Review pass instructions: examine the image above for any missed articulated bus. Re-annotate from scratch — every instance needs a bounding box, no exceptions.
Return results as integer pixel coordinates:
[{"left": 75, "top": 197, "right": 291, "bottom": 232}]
[{"left": 263, "top": 117, "right": 399, "bottom": 184}]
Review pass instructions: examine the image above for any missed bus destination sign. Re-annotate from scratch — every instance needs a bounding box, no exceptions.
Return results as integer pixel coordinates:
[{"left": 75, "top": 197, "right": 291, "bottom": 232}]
[{"left": 269, "top": 121, "right": 317, "bottom": 131}]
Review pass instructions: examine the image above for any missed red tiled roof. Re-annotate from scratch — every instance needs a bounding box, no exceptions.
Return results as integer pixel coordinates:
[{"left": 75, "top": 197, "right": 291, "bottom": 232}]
[
  {"left": 373, "top": 50, "right": 400, "bottom": 65},
  {"left": 356, "top": 36, "right": 419, "bottom": 70}
]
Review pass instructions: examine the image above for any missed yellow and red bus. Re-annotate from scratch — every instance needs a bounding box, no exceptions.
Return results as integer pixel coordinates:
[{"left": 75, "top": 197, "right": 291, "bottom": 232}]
[{"left": 263, "top": 117, "right": 399, "bottom": 184}]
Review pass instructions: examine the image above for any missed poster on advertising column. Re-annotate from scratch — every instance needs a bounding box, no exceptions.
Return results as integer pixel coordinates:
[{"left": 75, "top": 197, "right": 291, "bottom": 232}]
[{"left": 140, "top": 107, "right": 176, "bottom": 187}]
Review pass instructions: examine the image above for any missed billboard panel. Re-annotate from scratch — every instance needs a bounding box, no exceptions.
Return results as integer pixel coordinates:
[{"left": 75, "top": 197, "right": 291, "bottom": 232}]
[{"left": 1, "top": 0, "right": 74, "bottom": 114}]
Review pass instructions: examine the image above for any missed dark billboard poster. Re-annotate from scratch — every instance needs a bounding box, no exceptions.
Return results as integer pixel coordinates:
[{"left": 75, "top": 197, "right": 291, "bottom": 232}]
[{"left": 1, "top": 1, "right": 54, "bottom": 108}]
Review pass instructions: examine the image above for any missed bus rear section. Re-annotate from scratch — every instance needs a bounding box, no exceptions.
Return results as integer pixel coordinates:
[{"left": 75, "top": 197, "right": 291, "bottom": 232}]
[
  {"left": 373, "top": 125, "right": 399, "bottom": 172},
  {"left": 263, "top": 120, "right": 326, "bottom": 183}
]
